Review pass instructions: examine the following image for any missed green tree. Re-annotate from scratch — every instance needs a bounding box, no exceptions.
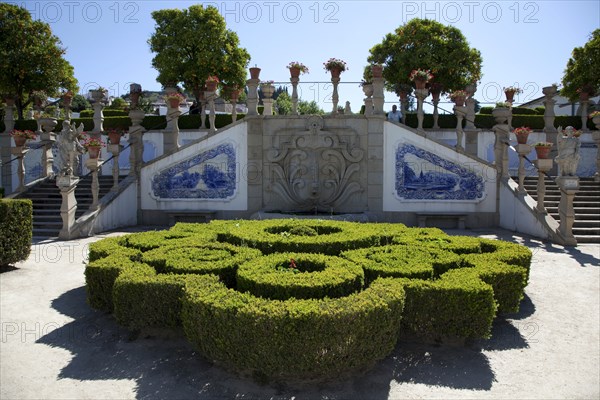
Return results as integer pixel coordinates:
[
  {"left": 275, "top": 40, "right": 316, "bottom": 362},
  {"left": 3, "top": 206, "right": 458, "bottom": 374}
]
[
  {"left": 70, "top": 94, "right": 90, "bottom": 112},
  {"left": 148, "top": 5, "right": 250, "bottom": 104},
  {"left": 275, "top": 91, "right": 292, "bottom": 115},
  {"left": 299, "top": 100, "right": 324, "bottom": 115},
  {"left": 561, "top": 29, "right": 600, "bottom": 101},
  {"left": 367, "top": 19, "right": 482, "bottom": 94},
  {"left": 107, "top": 97, "right": 128, "bottom": 110},
  {"left": 0, "top": 4, "right": 77, "bottom": 119}
]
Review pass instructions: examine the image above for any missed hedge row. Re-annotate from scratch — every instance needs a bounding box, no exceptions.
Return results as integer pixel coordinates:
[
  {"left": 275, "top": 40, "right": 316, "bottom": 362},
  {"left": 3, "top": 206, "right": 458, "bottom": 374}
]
[
  {"left": 85, "top": 219, "right": 533, "bottom": 382},
  {"left": 0, "top": 199, "right": 33, "bottom": 267},
  {"left": 182, "top": 274, "right": 406, "bottom": 382}
]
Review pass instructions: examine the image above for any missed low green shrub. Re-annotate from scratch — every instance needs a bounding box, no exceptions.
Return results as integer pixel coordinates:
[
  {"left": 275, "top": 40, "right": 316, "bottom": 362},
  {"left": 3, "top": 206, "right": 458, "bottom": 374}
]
[
  {"left": 237, "top": 253, "right": 364, "bottom": 300},
  {"left": 79, "top": 109, "right": 128, "bottom": 117},
  {"left": 182, "top": 275, "right": 405, "bottom": 382},
  {"left": 142, "top": 242, "right": 261, "bottom": 286},
  {"left": 0, "top": 199, "right": 32, "bottom": 267}
]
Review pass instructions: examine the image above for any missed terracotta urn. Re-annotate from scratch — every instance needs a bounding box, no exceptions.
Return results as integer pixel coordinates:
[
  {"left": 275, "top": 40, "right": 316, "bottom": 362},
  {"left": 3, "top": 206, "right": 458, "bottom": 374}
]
[
  {"left": 329, "top": 68, "right": 342, "bottom": 79},
  {"left": 168, "top": 98, "right": 180, "bottom": 108},
  {"left": 13, "top": 136, "right": 26, "bottom": 147},
  {"left": 205, "top": 80, "right": 218, "bottom": 92},
  {"left": 535, "top": 146, "right": 552, "bottom": 159},
  {"left": 108, "top": 132, "right": 121, "bottom": 145},
  {"left": 88, "top": 146, "right": 101, "bottom": 159},
  {"left": 515, "top": 131, "right": 529, "bottom": 144},
  {"left": 249, "top": 67, "right": 261, "bottom": 80},
  {"left": 289, "top": 67, "right": 301, "bottom": 78},
  {"left": 371, "top": 65, "right": 383, "bottom": 78}
]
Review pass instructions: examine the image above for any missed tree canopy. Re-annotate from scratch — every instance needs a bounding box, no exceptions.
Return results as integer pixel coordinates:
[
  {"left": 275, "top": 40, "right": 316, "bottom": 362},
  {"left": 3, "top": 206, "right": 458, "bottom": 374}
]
[
  {"left": 275, "top": 91, "right": 324, "bottom": 115},
  {"left": 148, "top": 5, "right": 251, "bottom": 102},
  {"left": 0, "top": 3, "right": 78, "bottom": 119},
  {"left": 561, "top": 29, "right": 600, "bottom": 101},
  {"left": 367, "top": 19, "right": 482, "bottom": 94}
]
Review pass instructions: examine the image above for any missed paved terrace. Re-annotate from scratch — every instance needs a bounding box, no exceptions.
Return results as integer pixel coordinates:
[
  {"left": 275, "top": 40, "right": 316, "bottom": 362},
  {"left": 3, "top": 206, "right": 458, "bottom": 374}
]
[{"left": 1, "top": 227, "right": 598, "bottom": 399}]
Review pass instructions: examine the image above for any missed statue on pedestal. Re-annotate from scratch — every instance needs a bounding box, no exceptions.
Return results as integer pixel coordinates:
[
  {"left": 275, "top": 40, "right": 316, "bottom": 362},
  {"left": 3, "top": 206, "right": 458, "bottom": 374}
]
[
  {"left": 555, "top": 126, "right": 581, "bottom": 176},
  {"left": 56, "top": 121, "right": 85, "bottom": 176}
]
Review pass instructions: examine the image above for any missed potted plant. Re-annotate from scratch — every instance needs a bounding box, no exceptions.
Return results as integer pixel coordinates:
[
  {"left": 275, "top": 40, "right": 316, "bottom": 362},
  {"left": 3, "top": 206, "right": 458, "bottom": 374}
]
[
  {"left": 448, "top": 90, "right": 468, "bottom": 106},
  {"left": 429, "top": 82, "right": 444, "bottom": 101},
  {"left": 394, "top": 83, "right": 413, "bottom": 101},
  {"left": 205, "top": 75, "right": 220, "bottom": 92},
  {"left": 81, "top": 135, "right": 105, "bottom": 159},
  {"left": 164, "top": 92, "right": 185, "bottom": 108},
  {"left": 103, "top": 129, "right": 124, "bottom": 145},
  {"left": 577, "top": 84, "right": 596, "bottom": 101},
  {"left": 409, "top": 68, "right": 434, "bottom": 89},
  {"left": 260, "top": 80, "right": 275, "bottom": 98},
  {"left": 249, "top": 65, "right": 261, "bottom": 80},
  {"left": 323, "top": 58, "right": 347, "bottom": 78},
  {"left": 534, "top": 142, "right": 553, "bottom": 159},
  {"left": 542, "top": 83, "right": 558, "bottom": 96},
  {"left": 287, "top": 61, "right": 309, "bottom": 78},
  {"left": 513, "top": 126, "right": 532, "bottom": 144},
  {"left": 129, "top": 84, "right": 142, "bottom": 106},
  {"left": 503, "top": 86, "right": 522, "bottom": 102},
  {"left": 10, "top": 129, "right": 37, "bottom": 147},
  {"left": 492, "top": 101, "right": 512, "bottom": 123},
  {"left": 90, "top": 87, "right": 107, "bottom": 102},
  {"left": 371, "top": 64, "right": 383, "bottom": 78}
]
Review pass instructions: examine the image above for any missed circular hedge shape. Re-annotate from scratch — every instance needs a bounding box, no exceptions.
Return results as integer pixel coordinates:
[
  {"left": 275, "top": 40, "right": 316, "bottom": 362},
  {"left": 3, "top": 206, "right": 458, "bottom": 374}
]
[
  {"left": 217, "top": 219, "right": 394, "bottom": 255},
  {"left": 142, "top": 242, "right": 262, "bottom": 286},
  {"left": 84, "top": 218, "right": 533, "bottom": 383},
  {"left": 236, "top": 253, "right": 364, "bottom": 300}
]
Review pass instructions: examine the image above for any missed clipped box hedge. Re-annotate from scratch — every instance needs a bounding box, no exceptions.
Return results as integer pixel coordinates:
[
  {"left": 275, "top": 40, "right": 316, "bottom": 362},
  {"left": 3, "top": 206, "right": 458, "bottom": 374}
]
[
  {"left": 85, "top": 219, "right": 533, "bottom": 383},
  {"left": 0, "top": 199, "right": 33, "bottom": 267},
  {"left": 182, "top": 274, "right": 405, "bottom": 382}
]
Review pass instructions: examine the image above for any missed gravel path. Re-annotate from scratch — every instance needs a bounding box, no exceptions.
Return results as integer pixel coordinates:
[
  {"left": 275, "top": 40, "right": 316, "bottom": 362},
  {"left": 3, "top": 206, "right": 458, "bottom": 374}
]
[{"left": 1, "top": 228, "right": 598, "bottom": 399}]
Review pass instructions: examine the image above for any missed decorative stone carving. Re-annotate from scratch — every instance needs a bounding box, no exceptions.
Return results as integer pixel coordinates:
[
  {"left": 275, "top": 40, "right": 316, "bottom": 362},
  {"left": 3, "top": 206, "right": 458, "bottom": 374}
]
[
  {"left": 56, "top": 121, "right": 85, "bottom": 177},
  {"left": 266, "top": 116, "right": 364, "bottom": 211},
  {"left": 555, "top": 126, "right": 581, "bottom": 176},
  {"left": 395, "top": 144, "right": 484, "bottom": 201}
]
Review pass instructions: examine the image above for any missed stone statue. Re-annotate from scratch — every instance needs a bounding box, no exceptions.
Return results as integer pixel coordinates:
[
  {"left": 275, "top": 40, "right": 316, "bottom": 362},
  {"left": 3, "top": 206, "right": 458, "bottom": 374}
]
[
  {"left": 555, "top": 126, "right": 581, "bottom": 176},
  {"left": 344, "top": 101, "right": 352, "bottom": 115},
  {"left": 56, "top": 121, "right": 85, "bottom": 176}
]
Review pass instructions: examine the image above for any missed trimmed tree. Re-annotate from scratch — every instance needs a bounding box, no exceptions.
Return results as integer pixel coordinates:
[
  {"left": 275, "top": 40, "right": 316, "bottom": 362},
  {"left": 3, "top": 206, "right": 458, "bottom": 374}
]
[
  {"left": 561, "top": 29, "right": 600, "bottom": 101},
  {"left": 0, "top": 3, "right": 78, "bottom": 119},
  {"left": 148, "top": 5, "right": 251, "bottom": 104},
  {"left": 367, "top": 19, "right": 482, "bottom": 94}
]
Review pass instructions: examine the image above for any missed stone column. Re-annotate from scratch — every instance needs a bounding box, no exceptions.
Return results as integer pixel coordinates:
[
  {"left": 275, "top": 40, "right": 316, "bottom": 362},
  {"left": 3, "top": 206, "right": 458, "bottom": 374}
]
[
  {"left": 107, "top": 143, "right": 121, "bottom": 190},
  {"left": 493, "top": 124, "right": 510, "bottom": 179},
  {"left": 85, "top": 158, "right": 102, "bottom": 210},
  {"left": 230, "top": 93, "right": 239, "bottom": 122},
  {"left": 580, "top": 98, "right": 589, "bottom": 132},
  {"left": 246, "top": 78, "right": 259, "bottom": 116},
  {"left": 556, "top": 176, "right": 579, "bottom": 246},
  {"left": 534, "top": 159, "right": 552, "bottom": 213},
  {"left": 454, "top": 106, "right": 467, "bottom": 152},
  {"left": 206, "top": 90, "right": 217, "bottom": 133},
  {"left": 1, "top": 102, "right": 15, "bottom": 191},
  {"left": 415, "top": 88, "right": 428, "bottom": 132},
  {"left": 431, "top": 92, "right": 441, "bottom": 129},
  {"left": 128, "top": 109, "right": 145, "bottom": 178},
  {"left": 291, "top": 77, "right": 300, "bottom": 115},
  {"left": 515, "top": 144, "right": 531, "bottom": 193},
  {"left": 372, "top": 77, "right": 385, "bottom": 115},
  {"left": 56, "top": 174, "right": 80, "bottom": 240},
  {"left": 91, "top": 101, "right": 104, "bottom": 137},
  {"left": 331, "top": 77, "right": 340, "bottom": 114},
  {"left": 164, "top": 100, "right": 180, "bottom": 153},
  {"left": 362, "top": 84, "right": 373, "bottom": 116},
  {"left": 261, "top": 84, "right": 275, "bottom": 117},
  {"left": 10, "top": 146, "right": 28, "bottom": 192},
  {"left": 39, "top": 118, "right": 58, "bottom": 178},
  {"left": 542, "top": 85, "right": 558, "bottom": 173},
  {"left": 592, "top": 119, "right": 600, "bottom": 181},
  {"left": 465, "top": 84, "right": 477, "bottom": 130}
]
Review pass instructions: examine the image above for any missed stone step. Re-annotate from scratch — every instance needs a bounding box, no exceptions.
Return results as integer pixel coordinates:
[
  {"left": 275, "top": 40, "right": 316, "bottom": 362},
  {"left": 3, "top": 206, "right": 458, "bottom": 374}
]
[{"left": 576, "top": 235, "right": 600, "bottom": 243}]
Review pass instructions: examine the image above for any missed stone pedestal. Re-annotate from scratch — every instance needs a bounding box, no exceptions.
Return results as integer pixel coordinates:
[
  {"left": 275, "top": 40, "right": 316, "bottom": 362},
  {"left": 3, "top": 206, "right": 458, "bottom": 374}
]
[
  {"left": 3, "top": 105, "right": 15, "bottom": 133},
  {"left": 592, "top": 130, "right": 600, "bottom": 182},
  {"left": 415, "top": 88, "right": 428, "bottom": 132},
  {"left": 534, "top": 159, "right": 553, "bottom": 213},
  {"left": 542, "top": 86, "right": 557, "bottom": 134},
  {"left": 291, "top": 77, "right": 299, "bottom": 115},
  {"left": 372, "top": 77, "right": 385, "bottom": 115},
  {"left": 206, "top": 90, "right": 217, "bottom": 132},
  {"left": 56, "top": 175, "right": 80, "bottom": 240},
  {"left": 556, "top": 176, "right": 579, "bottom": 246},
  {"left": 331, "top": 77, "right": 340, "bottom": 114},
  {"left": 432, "top": 96, "right": 440, "bottom": 129},
  {"left": 164, "top": 103, "right": 180, "bottom": 153},
  {"left": 92, "top": 102, "right": 104, "bottom": 135},
  {"left": 246, "top": 78, "right": 259, "bottom": 116},
  {"left": 10, "top": 146, "right": 29, "bottom": 192},
  {"left": 0, "top": 132, "right": 12, "bottom": 193},
  {"left": 39, "top": 118, "right": 58, "bottom": 178},
  {"left": 580, "top": 99, "right": 589, "bottom": 132},
  {"left": 515, "top": 143, "right": 531, "bottom": 193},
  {"left": 454, "top": 105, "right": 467, "bottom": 152},
  {"left": 107, "top": 143, "right": 121, "bottom": 190},
  {"left": 85, "top": 158, "right": 104, "bottom": 210},
  {"left": 261, "top": 84, "right": 275, "bottom": 117},
  {"left": 128, "top": 109, "right": 145, "bottom": 178},
  {"left": 493, "top": 123, "right": 510, "bottom": 179},
  {"left": 465, "top": 84, "right": 477, "bottom": 130},
  {"left": 464, "top": 129, "right": 480, "bottom": 157}
]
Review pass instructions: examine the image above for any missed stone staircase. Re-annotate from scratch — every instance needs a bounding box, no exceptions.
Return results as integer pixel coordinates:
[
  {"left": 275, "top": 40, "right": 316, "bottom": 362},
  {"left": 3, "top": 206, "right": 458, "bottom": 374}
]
[
  {"left": 522, "top": 176, "right": 600, "bottom": 244},
  {"left": 17, "top": 175, "right": 123, "bottom": 238}
]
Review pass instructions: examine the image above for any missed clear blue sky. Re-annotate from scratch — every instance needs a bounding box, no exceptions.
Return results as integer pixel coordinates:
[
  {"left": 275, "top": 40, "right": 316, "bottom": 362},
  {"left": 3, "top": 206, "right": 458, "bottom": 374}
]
[{"left": 14, "top": 0, "right": 600, "bottom": 112}]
